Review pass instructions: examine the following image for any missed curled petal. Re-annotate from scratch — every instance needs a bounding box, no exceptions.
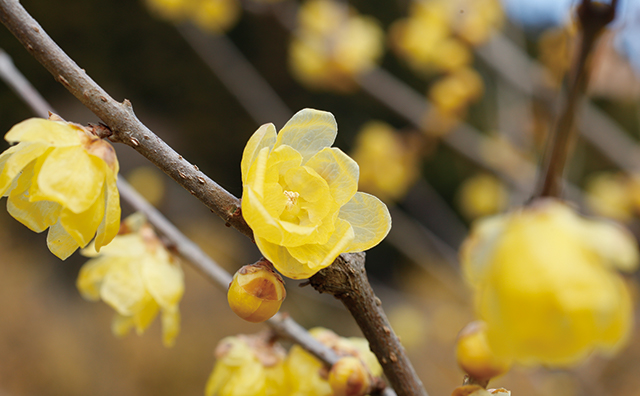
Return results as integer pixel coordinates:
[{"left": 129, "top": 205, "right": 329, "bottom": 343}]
[
  {"left": 0, "top": 142, "right": 48, "bottom": 195},
  {"left": 142, "top": 255, "right": 184, "bottom": 309},
  {"left": 59, "top": 186, "right": 105, "bottom": 248},
  {"left": 242, "top": 185, "right": 284, "bottom": 245},
  {"left": 77, "top": 256, "right": 127, "bottom": 300},
  {"left": 5, "top": 118, "right": 82, "bottom": 146},
  {"left": 340, "top": 192, "right": 391, "bottom": 253},
  {"left": 161, "top": 307, "right": 181, "bottom": 347},
  {"left": 275, "top": 109, "right": 337, "bottom": 163},
  {"left": 254, "top": 236, "right": 316, "bottom": 279},
  {"left": 287, "top": 218, "right": 355, "bottom": 272},
  {"left": 94, "top": 171, "right": 121, "bottom": 251},
  {"left": 132, "top": 298, "right": 160, "bottom": 334},
  {"left": 241, "top": 123, "right": 277, "bottom": 184},
  {"left": 7, "top": 163, "right": 61, "bottom": 232},
  {"left": 306, "top": 147, "right": 359, "bottom": 206}
]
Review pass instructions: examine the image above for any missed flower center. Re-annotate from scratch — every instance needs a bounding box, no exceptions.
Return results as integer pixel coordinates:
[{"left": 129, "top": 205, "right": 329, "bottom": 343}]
[{"left": 283, "top": 190, "right": 300, "bottom": 210}]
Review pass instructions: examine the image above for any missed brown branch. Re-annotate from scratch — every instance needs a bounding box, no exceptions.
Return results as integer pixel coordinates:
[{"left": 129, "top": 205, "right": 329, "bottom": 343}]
[
  {"left": 0, "top": 1, "right": 412, "bottom": 395},
  {"left": 309, "top": 252, "right": 428, "bottom": 396},
  {"left": 533, "top": 0, "right": 618, "bottom": 199}
]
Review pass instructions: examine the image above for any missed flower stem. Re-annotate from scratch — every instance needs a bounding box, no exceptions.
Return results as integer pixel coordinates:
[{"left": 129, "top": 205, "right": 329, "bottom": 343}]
[{"left": 533, "top": 0, "right": 617, "bottom": 199}]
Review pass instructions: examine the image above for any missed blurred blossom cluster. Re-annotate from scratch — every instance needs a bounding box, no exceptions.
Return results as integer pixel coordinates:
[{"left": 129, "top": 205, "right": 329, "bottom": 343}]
[
  {"left": 206, "top": 328, "right": 381, "bottom": 396},
  {"left": 144, "top": 0, "right": 241, "bottom": 32},
  {"left": 289, "top": 0, "right": 385, "bottom": 92}
]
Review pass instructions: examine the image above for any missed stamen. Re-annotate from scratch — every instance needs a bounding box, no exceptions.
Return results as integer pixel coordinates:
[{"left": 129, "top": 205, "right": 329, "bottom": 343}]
[{"left": 283, "top": 190, "right": 300, "bottom": 210}]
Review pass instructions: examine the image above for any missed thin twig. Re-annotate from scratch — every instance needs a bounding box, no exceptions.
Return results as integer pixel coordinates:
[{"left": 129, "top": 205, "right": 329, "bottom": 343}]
[{"left": 533, "top": 0, "right": 618, "bottom": 198}]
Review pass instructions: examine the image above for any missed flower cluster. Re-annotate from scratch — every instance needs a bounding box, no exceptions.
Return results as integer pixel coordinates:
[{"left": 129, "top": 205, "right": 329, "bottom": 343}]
[
  {"left": 0, "top": 116, "right": 120, "bottom": 260},
  {"left": 206, "top": 328, "right": 381, "bottom": 396},
  {"left": 144, "top": 0, "right": 240, "bottom": 33},
  {"left": 241, "top": 108, "right": 391, "bottom": 279},
  {"left": 77, "top": 213, "right": 184, "bottom": 347},
  {"left": 289, "top": 0, "right": 384, "bottom": 92},
  {"left": 460, "top": 199, "right": 638, "bottom": 366}
]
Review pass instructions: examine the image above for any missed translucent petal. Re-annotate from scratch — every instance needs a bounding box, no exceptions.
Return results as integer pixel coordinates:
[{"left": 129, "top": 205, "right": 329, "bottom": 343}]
[
  {"left": 94, "top": 170, "right": 121, "bottom": 251},
  {"left": 254, "top": 236, "right": 316, "bottom": 279},
  {"left": 340, "top": 192, "right": 391, "bottom": 252},
  {"left": 0, "top": 142, "right": 48, "bottom": 195},
  {"left": 142, "top": 255, "right": 184, "bottom": 309},
  {"left": 59, "top": 185, "right": 105, "bottom": 248},
  {"left": 46, "top": 220, "right": 80, "bottom": 260},
  {"left": 7, "top": 163, "right": 61, "bottom": 232},
  {"left": 242, "top": 185, "right": 284, "bottom": 245},
  {"left": 132, "top": 298, "right": 160, "bottom": 334},
  {"left": 161, "top": 307, "right": 181, "bottom": 347},
  {"left": 82, "top": 234, "right": 146, "bottom": 258},
  {"left": 100, "top": 261, "right": 147, "bottom": 316},
  {"left": 580, "top": 221, "right": 639, "bottom": 272},
  {"left": 264, "top": 145, "right": 304, "bottom": 185},
  {"left": 241, "top": 123, "right": 277, "bottom": 184},
  {"left": 283, "top": 166, "right": 332, "bottom": 222},
  {"left": 245, "top": 147, "right": 270, "bottom": 198},
  {"left": 274, "top": 109, "right": 337, "bottom": 163},
  {"left": 306, "top": 147, "right": 359, "bottom": 206},
  {"left": 33, "top": 146, "right": 104, "bottom": 213},
  {"left": 5, "top": 118, "right": 82, "bottom": 146},
  {"left": 77, "top": 256, "right": 128, "bottom": 300},
  {"left": 287, "top": 218, "right": 355, "bottom": 273}
]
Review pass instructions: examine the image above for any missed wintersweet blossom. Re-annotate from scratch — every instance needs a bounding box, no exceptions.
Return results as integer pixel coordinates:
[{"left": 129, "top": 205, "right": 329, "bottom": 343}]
[
  {"left": 206, "top": 333, "right": 289, "bottom": 396},
  {"left": 77, "top": 213, "right": 184, "bottom": 347},
  {"left": 144, "top": 0, "right": 240, "bottom": 33},
  {"left": 0, "top": 116, "right": 120, "bottom": 260},
  {"left": 241, "top": 108, "right": 391, "bottom": 279},
  {"left": 461, "top": 199, "right": 638, "bottom": 366}
]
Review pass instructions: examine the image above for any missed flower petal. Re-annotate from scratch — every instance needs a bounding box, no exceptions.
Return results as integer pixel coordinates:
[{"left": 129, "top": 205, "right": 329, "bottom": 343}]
[
  {"left": 94, "top": 170, "right": 121, "bottom": 251},
  {"left": 242, "top": 185, "right": 284, "bottom": 245},
  {"left": 254, "top": 236, "right": 316, "bottom": 279},
  {"left": 161, "top": 307, "right": 181, "bottom": 347},
  {"left": 340, "top": 192, "right": 391, "bottom": 252},
  {"left": 33, "top": 146, "right": 104, "bottom": 213},
  {"left": 82, "top": 234, "right": 146, "bottom": 258},
  {"left": 305, "top": 147, "right": 359, "bottom": 206},
  {"left": 241, "top": 123, "right": 277, "bottom": 184},
  {"left": 142, "top": 255, "right": 184, "bottom": 310},
  {"left": 132, "top": 299, "right": 160, "bottom": 334},
  {"left": 100, "top": 261, "right": 147, "bottom": 316},
  {"left": 5, "top": 118, "right": 83, "bottom": 146},
  {"left": 59, "top": 185, "right": 105, "bottom": 248},
  {"left": 7, "top": 163, "right": 61, "bottom": 232},
  {"left": 287, "top": 217, "right": 355, "bottom": 272},
  {"left": 46, "top": 220, "right": 80, "bottom": 260},
  {"left": 0, "top": 142, "right": 48, "bottom": 195},
  {"left": 275, "top": 109, "right": 337, "bottom": 163},
  {"left": 77, "top": 256, "right": 127, "bottom": 300}
]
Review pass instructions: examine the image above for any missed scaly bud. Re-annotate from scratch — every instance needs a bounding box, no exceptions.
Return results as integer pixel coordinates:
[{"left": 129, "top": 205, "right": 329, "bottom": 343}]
[
  {"left": 227, "top": 259, "right": 286, "bottom": 323},
  {"left": 328, "top": 356, "right": 372, "bottom": 396},
  {"left": 456, "top": 321, "right": 511, "bottom": 381}
]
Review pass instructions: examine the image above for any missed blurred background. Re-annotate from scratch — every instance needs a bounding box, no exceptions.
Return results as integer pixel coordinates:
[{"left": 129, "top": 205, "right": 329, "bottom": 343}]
[{"left": 1, "top": 0, "right": 640, "bottom": 395}]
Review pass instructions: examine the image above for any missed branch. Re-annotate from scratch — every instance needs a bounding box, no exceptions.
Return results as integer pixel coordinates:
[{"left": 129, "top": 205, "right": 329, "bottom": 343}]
[{"left": 533, "top": 0, "right": 618, "bottom": 198}]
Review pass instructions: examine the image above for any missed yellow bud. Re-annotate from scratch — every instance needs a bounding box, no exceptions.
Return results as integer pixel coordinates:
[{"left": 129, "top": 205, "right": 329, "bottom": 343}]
[
  {"left": 328, "top": 356, "right": 371, "bottom": 396},
  {"left": 456, "top": 321, "right": 511, "bottom": 380},
  {"left": 228, "top": 260, "right": 286, "bottom": 323}
]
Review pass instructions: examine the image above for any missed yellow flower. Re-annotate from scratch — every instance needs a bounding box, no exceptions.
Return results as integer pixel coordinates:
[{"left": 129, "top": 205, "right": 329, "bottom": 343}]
[
  {"left": 289, "top": 0, "right": 384, "bottom": 91},
  {"left": 241, "top": 108, "right": 391, "bottom": 279},
  {"left": 460, "top": 200, "right": 638, "bottom": 366},
  {"left": 456, "top": 173, "right": 508, "bottom": 220},
  {"left": 77, "top": 213, "right": 184, "bottom": 347},
  {"left": 206, "top": 333, "right": 289, "bottom": 396},
  {"left": 456, "top": 321, "right": 511, "bottom": 380},
  {"left": 144, "top": 0, "right": 240, "bottom": 33},
  {"left": 0, "top": 116, "right": 120, "bottom": 260},
  {"left": 585, "top": 172, "right": 634, "bottom": 222},
  {"left": 286, "top": 328, "right": 382, "bottom": 396},
  {"left": 351, "top": 121, "right": 421, "bottom": 203}
]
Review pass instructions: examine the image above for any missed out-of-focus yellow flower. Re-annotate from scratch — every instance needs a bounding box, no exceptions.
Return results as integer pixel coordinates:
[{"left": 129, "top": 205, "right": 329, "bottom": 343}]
[
  {"left": 461, "top": 199, "right": 638, "bottom": 366},
  {"left": 451, "top": 385, "right": 511, "bottom": 396},
  {"left": 585, "top": 172, "right": 634, "bottom": 222},
  {"left": 77, "top": 213, "right": 184, "bottom": 347},
  {"left": 227, "top": 259, "right": 286, "bottom": 323},
  {"left": 0, "top": 116, "right": 120, "bottom": 260},
  {"left": 456, "top": 321, "right": 511, "bottom": 380},
  {"left": 206, "top": 333, "right": 288, "bottom": 396},
  {"left": 351, "top": 121, "right": 421, "bottom": 203},
  {"left": 449, "top": 0, "right": 503, "bottom": 46},
  {"left": 127, "top": 166, "right": 166, "bottom": 207},
  {"left": 241, "top": 108, "right": 391, "bottom": 279},
  {"left": 289, "top": 0, "right": 384, "bottom": 92},
  {"left": 429, "top": 68, "right": 484, "bottom": 114},
  {"left": 457, "top": 173, "right": 508, "bottom": 220},
  {"left": 144, "top": 0, "right": 240, "bottom": 33},
  {"left": 328, "top": 356, "right": 372, "bottom": 396},
  {"left": 286, "top": 328, "right": 382, "bottom": 396}
]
